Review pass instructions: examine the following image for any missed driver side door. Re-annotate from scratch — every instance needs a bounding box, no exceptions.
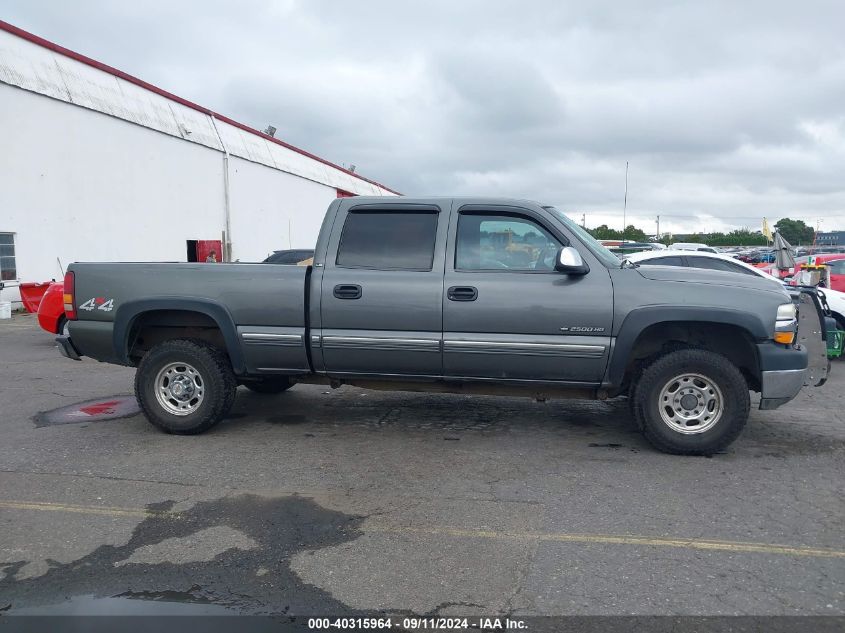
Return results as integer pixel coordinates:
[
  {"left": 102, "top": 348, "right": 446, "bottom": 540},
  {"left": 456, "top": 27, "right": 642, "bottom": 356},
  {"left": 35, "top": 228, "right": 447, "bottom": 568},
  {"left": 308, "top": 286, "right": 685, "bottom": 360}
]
[{"left": 442, "top": 205, "right": 613, "bottom": 382}]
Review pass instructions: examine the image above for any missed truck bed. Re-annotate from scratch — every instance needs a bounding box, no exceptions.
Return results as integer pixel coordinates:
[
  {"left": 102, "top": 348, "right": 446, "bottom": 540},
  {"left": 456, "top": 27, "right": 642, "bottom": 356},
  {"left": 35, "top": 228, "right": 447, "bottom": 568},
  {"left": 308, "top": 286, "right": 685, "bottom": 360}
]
[{"left": 68, "top": 262, "right": 310, "bottom": 374}]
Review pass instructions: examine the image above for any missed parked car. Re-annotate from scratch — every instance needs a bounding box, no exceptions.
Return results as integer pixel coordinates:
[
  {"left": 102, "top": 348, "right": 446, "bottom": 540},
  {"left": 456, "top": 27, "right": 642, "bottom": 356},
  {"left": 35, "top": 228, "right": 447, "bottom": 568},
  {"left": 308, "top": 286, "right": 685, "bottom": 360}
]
[
  {"left": 626, "top": 250, "right": 786, "bottom": 280},
  {"left": 607, "top": 242, "right": 666, "bottom": 258},
  {"left": 262, "top": 249, "right": 315, "bottom": 265},
  {"left": 761, "top": 254, "right": 845, "bottom": 291},
  {"left": 668, "top": 242, "right": 718, "bottom": 254},
  {"left": 819, "top": 289, "right": 845, "bottom": 335},
  {"left": 36, "top": 281, "right": 67, "bottom": 336},
  {"left": 828, "top": 258, "right": 845, "bottom": 292},
  {"left": 56, "top": 197, "right": 827, "bottom": 455}
]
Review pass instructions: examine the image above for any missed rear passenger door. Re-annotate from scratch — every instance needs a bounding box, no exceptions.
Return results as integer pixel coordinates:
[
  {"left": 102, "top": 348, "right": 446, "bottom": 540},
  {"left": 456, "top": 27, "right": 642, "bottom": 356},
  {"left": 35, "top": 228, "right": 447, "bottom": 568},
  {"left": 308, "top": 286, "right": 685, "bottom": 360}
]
[{"left": 316, "top": 202, "right": 448, "bottom": 376}]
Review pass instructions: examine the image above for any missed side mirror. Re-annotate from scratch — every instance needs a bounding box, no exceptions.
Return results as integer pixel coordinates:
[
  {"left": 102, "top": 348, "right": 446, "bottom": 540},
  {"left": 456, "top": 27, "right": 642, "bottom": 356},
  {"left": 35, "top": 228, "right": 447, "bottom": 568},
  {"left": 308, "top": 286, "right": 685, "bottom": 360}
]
[{"left": 555, "top": 246, "right": 589, "bottom": 275}]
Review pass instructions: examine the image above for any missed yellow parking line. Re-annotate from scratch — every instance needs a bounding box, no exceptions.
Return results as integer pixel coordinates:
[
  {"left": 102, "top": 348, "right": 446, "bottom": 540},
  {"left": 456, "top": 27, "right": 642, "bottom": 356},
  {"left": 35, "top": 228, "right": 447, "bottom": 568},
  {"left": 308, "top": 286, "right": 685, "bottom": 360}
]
[
  {"left": 1, "top": 499, "right": 842, "bottom": 559},
  {"left": 0, "top": 500, "right": 175, "bottom": 519},
  {"left": 365, "top": 525, "right": 845, "bottom": 559}
]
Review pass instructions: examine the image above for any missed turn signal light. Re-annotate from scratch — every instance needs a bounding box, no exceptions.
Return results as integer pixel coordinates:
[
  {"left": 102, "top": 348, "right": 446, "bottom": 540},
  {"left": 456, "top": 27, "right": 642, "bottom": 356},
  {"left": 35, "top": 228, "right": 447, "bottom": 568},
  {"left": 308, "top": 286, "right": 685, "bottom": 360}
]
[
  {"left": 774, "top": 331, "right": 795, "bottom": 345},
  {"left": 63, "top": 271, "right": 76, "bottom": 320}
]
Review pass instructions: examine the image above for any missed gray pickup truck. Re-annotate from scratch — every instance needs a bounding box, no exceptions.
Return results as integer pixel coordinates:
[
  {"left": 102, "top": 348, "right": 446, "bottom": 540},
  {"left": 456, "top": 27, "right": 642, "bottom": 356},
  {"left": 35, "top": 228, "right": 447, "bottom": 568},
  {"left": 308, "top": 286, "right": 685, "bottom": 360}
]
[{"left": 57, "top": 197, "right": 828, "bottom": 454}]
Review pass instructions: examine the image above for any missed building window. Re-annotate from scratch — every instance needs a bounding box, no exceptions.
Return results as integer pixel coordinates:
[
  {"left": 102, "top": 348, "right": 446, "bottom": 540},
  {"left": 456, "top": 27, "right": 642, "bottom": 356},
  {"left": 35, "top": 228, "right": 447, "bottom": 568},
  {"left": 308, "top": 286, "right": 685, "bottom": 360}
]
[{"left": 0, "top": 233, "right": 16, "bottom": 281}]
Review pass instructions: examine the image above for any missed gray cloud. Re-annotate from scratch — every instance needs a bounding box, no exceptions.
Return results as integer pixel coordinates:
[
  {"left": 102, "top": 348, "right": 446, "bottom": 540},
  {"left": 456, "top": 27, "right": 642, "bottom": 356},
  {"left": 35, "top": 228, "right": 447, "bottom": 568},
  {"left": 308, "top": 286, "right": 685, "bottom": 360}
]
[{"left": 4, "top": 0, "right": 845, "bottom": 233}]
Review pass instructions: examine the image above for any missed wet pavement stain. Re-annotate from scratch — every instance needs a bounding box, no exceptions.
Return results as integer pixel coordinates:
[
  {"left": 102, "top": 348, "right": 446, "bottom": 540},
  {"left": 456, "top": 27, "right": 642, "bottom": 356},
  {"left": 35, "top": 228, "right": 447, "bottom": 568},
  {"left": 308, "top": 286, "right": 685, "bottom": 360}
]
[
  {"left": 32, "top": 396, "right": 140, "bottom": 427},
  {"left": 0, "top": 494, "right": 367, "bottom": 616},
  {"left": 9, "top": 594, "right": 235, "bottom": 615}
]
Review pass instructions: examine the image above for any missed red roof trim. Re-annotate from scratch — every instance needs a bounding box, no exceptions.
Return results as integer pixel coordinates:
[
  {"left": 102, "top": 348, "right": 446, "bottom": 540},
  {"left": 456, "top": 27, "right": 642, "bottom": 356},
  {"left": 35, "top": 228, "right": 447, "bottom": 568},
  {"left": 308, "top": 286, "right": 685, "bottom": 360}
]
[{"left": 0, "top": 19, "right": 401, "bottom": 195}]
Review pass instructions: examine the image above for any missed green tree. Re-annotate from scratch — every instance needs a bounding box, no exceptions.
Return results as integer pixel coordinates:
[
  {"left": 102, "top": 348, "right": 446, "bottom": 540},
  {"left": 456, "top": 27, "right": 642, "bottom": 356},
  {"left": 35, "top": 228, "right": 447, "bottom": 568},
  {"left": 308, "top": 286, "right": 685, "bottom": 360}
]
[
  {"left": 589, "top": 222, "right": 774, "bottom": 247},
  {"left": 774, "top": 218, "right": 815, "bottom": 245},
  {"left": 718, "top": 229, "right": 767, "bottom": 246},
  {"left": 589, "top": 224, "right": 622, "bottom": 240},
  {"left": 622, "top": 225, "right": 648, "bottom": 241}
]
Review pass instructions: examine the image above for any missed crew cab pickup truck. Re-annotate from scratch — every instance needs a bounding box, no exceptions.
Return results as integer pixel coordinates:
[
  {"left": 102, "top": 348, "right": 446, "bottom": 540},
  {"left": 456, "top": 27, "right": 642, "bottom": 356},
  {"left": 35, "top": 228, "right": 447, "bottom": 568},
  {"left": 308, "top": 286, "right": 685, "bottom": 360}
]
[{"left": 57, "top": 197, "right": 828, "bottom": 454}]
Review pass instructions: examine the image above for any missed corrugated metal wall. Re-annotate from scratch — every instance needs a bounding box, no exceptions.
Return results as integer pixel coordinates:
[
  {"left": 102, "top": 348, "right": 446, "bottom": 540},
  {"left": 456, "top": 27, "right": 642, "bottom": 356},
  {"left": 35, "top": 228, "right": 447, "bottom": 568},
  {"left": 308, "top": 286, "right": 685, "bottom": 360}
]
[
  {"left": 0, "top": 26, "right": 396, "bottom": 197},
  {"left": 0, "top": 24, "right": 398, "bottom": 306}
]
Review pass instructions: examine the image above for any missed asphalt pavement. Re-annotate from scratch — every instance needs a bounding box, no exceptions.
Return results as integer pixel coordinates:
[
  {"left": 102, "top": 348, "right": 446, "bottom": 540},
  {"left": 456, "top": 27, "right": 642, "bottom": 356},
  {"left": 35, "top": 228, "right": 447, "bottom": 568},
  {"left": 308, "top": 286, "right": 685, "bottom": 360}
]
[{"left": 0, "top": 312, "right": 843, "bottom": 617}]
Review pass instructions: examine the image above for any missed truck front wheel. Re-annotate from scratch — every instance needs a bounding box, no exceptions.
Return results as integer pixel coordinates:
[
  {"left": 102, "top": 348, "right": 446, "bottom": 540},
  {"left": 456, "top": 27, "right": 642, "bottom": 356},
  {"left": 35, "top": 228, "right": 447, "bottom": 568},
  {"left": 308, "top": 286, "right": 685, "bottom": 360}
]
[
  {"left": 135, "top": 339, "right": 236, "bottom": 434},
  {"left": 632, "top": 349, "right": 750, "bottom": 455}
]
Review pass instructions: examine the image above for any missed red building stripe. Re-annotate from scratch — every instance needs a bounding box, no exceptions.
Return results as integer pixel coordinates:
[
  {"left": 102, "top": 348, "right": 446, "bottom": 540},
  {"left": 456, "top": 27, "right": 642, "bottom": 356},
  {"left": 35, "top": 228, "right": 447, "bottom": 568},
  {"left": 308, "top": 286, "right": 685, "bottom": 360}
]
[{"left": 0, "top": 19, "right": 401, "bottom": 195}]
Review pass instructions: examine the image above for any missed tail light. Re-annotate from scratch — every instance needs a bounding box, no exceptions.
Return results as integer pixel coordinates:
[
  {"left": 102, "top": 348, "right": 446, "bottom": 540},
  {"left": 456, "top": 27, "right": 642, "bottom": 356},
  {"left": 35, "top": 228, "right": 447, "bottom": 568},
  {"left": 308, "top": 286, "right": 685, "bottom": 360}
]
[{"left": 63, "top": 271, "right": 76, "bottom": 320}]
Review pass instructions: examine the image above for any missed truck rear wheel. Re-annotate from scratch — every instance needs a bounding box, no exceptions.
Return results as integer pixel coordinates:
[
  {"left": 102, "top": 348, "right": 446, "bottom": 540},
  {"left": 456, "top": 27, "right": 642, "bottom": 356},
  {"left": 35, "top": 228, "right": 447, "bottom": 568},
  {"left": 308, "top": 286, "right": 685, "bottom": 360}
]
[
  {"left": 632, "top": 349, "right": 750, "bottom": 455},
  {"left": 135, "top": 339, "right": 236, "bottom": 434}
]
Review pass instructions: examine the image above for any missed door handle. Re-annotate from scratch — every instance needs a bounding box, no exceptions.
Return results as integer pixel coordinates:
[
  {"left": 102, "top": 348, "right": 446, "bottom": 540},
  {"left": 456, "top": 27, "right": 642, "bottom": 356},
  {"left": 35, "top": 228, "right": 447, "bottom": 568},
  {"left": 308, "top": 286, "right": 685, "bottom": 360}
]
[
  {"left": 333, "top": 284, "right": 362, "bottom": 300},
  {"left": 447, "top": 286, "right": 478, "bottom": 301}
]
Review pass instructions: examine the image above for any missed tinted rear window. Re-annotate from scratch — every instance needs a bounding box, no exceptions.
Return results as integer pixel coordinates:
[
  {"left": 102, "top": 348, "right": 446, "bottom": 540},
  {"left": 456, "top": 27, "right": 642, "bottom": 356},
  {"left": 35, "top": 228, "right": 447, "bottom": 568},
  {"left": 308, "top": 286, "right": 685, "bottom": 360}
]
[{"left": 336, "top": 211, "right": 438, "bottom": 270}]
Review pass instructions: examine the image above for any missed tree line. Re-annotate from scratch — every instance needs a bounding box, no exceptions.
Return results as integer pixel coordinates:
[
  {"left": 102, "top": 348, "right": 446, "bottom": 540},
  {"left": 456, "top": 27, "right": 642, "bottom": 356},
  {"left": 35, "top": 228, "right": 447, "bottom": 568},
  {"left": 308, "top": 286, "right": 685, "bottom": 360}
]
[{"left": 585, "top": 217, "right": 818, "bottom": 247}]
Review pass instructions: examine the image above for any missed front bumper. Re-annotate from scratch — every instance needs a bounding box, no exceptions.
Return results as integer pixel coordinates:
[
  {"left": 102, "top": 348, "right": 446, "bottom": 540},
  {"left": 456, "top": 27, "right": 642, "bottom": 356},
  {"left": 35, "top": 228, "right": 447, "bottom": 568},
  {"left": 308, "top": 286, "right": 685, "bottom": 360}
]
[
  {"left": 56, "top": 335, "right": 81, "bottom": 361},
  {"left": 759, "top": 368, "right": 806, "bottom": 410},
  {"left": 757, "top": 287, "right": 830, "bottom": 410}
]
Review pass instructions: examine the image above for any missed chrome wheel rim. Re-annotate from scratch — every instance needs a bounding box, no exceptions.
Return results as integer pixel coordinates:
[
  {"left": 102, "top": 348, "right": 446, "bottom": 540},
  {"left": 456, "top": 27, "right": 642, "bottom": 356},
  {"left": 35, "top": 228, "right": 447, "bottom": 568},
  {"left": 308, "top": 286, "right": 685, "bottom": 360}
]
[
  {"left": 657, "top": 373, "right": 723, "bottom": 435},
  {"left": 154, "top": 362, "right": 205, "bottom": 416}
]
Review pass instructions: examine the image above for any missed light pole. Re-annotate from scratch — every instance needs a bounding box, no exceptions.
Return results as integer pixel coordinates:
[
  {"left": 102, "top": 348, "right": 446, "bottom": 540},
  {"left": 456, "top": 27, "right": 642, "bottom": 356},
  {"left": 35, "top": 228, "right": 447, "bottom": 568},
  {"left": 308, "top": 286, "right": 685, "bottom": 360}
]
[{"left": 623, "top": 161, "right": 628, "bottom": 241}]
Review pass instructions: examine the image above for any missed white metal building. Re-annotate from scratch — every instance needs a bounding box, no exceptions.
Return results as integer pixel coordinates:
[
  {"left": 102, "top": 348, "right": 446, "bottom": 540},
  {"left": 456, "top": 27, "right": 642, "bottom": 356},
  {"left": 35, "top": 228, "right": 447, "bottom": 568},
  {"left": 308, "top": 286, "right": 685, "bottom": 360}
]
[{"left": 0, "top": 20, "right": 398, "bottom": 306}]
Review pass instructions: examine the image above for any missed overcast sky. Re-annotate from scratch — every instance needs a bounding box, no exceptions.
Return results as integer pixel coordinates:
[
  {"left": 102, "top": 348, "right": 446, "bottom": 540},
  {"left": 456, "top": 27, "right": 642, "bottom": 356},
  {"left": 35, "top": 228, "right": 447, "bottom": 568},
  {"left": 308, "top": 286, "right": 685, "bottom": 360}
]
[{"left": 4, "top": 0, "right": 845, "bottom": 234}]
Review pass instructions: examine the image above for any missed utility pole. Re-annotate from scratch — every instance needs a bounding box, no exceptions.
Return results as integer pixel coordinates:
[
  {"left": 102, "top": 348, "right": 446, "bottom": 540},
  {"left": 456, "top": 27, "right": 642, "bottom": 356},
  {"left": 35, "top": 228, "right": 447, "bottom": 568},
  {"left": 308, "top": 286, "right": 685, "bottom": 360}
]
[
  {"left": 623, "top": 161, "right": 629, "bottom": 239},
  {"left": 656, "top": 214, "right": 660, "bottom": 240},
  {"left": 581, "top": 213, "right": 586, "bottom": 228}
]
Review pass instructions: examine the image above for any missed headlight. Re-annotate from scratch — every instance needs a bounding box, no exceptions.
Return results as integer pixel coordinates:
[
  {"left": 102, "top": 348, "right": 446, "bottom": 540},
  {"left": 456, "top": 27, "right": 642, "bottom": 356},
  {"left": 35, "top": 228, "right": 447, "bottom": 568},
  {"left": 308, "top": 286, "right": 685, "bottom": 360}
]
[{"left": 774, "top": 302, "right": 797, "bottom": 345}]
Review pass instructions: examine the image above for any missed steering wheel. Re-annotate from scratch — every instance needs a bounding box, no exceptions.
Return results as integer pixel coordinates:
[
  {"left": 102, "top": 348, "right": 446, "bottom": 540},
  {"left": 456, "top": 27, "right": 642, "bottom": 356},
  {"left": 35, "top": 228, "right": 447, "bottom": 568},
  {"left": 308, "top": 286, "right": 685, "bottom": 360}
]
[{"left": 534, "top": 246, "right": 557, "bottom": 271}]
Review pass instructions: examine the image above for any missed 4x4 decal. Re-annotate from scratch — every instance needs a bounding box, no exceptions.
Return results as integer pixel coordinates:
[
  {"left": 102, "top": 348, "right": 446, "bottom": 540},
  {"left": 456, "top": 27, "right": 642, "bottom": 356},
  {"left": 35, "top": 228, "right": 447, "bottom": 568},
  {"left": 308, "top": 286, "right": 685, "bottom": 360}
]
[{"left": 79, "top": 297, "right": 115, "bottom": 312}]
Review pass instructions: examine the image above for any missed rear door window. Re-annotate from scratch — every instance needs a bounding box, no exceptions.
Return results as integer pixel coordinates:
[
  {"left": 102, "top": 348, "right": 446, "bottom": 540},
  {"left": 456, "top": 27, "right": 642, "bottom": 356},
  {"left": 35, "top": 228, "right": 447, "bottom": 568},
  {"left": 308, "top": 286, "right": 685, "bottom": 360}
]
[
  {"left": 639, "top": 256, "right": 685, "bottom": 267},
  {"left": 686, "top": 256, "right": 758, "bottom": 276},
  {"left": 336, "top": 211, "right": 438, "bottom": 270}
]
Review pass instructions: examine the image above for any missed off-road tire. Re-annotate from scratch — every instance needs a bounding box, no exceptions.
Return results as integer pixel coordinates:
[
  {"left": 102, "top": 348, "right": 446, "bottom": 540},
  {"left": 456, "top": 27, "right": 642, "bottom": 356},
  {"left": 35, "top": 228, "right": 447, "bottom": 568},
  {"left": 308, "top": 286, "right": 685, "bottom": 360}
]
[
  {"left": 632, "top": 348, "right": 750, "bottom": 455},
  {"left": 135, "top": 339, "right": 237, "bottom": 434},
  {"left": 243, "top": 378, "right": 293, "bottom": 394}
]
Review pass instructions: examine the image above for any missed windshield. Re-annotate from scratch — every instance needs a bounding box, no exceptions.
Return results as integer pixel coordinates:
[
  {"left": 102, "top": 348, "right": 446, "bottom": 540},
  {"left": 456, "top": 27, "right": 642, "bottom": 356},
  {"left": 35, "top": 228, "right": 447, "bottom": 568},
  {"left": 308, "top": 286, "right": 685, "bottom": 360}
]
[{"left": 544, "top": 207, "right": 623, "bottom": 268}]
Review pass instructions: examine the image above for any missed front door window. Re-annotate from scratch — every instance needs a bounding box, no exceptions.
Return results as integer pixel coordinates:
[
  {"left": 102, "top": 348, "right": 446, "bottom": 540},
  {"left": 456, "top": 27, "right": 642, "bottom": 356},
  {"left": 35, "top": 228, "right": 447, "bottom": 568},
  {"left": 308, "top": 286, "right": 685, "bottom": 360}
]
[{"left": 455, "top": 214, "right": 561, "bottom": 272}]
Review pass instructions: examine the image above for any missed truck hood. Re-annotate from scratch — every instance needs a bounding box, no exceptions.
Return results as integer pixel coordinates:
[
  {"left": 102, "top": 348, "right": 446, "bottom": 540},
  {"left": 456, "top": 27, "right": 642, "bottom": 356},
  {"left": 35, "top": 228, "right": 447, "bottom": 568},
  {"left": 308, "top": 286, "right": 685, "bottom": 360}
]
[{"left": 635, "top": 265, "right": 788, "bottom": 295}]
